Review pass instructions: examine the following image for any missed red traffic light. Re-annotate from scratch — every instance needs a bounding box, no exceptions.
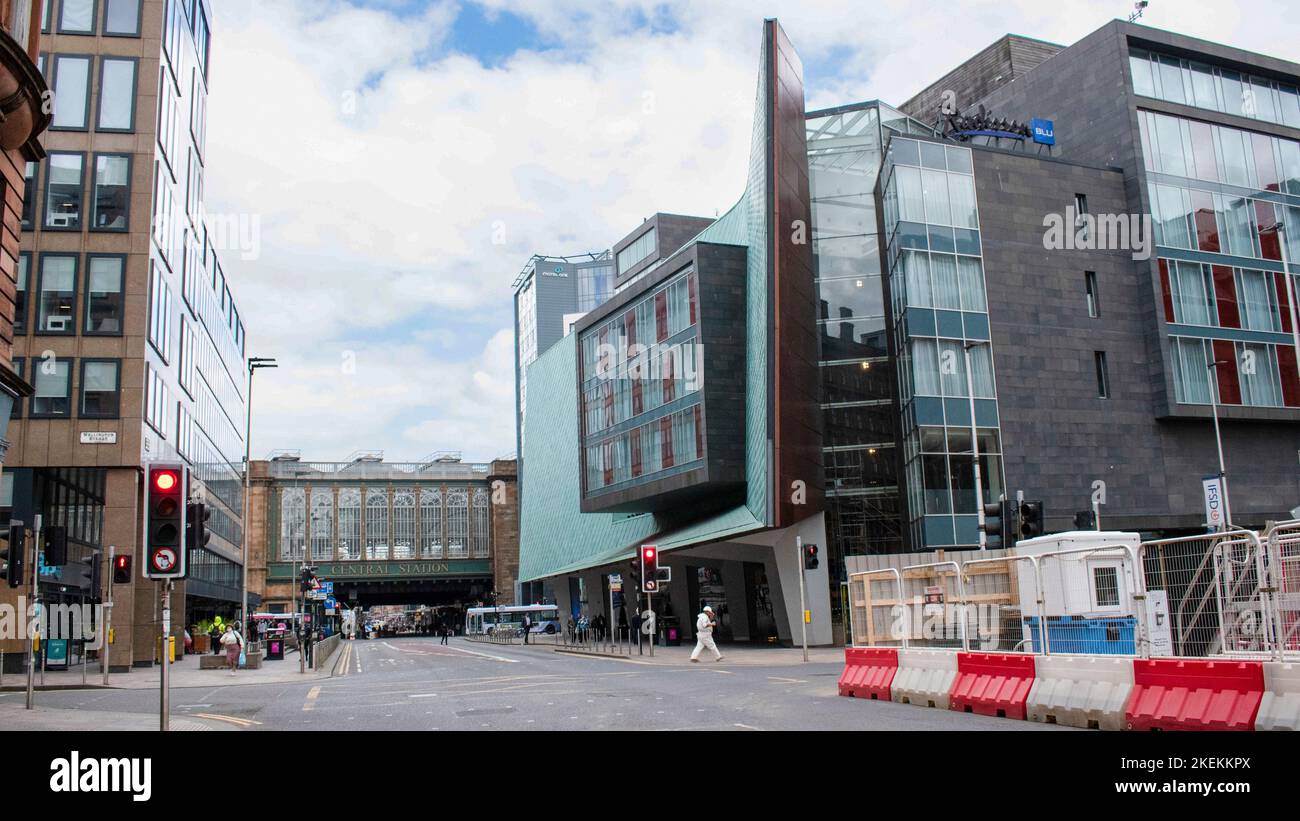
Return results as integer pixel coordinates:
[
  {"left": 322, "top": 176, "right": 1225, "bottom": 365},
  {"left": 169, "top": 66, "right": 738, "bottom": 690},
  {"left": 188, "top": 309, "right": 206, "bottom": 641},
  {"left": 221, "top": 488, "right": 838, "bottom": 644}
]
[
  {"left": 642, "top": 547, "right": 656, "bottom": 561},
  {"left": 153, "top": 470, "right": 178, "bottom": 492},
  {"left": 115, "top": 555, "right": 128, "bottom": 569}
]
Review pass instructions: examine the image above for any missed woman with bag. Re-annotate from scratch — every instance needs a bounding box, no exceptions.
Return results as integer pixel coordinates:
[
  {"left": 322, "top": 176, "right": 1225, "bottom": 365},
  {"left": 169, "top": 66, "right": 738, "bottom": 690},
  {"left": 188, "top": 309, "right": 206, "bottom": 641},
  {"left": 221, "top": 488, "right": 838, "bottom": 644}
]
[{"left": 220, "top": 623, "right": 245, "bottom": 675}]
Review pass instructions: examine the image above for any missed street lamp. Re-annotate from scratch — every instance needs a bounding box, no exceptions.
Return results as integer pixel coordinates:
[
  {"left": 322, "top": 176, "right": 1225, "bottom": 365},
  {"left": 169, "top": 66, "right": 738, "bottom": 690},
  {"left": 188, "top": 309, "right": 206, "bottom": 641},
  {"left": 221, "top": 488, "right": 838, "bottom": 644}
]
[
  {"left": 963, "top": 340, "right": 988, "bottom": 550},
  {"left": 241, "top": 357, "right": 278, "bottom": 629},
  {"left": 1207, "top": 359, "right": 1232, "bottom": 530}
]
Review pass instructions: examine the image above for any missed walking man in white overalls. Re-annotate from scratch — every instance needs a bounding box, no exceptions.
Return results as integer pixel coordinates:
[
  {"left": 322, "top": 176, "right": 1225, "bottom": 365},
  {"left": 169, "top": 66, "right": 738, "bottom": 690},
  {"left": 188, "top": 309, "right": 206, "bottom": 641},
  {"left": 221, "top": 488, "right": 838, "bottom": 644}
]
[{"left": 690, "top": 605, "right": 724, "bottom": 663}]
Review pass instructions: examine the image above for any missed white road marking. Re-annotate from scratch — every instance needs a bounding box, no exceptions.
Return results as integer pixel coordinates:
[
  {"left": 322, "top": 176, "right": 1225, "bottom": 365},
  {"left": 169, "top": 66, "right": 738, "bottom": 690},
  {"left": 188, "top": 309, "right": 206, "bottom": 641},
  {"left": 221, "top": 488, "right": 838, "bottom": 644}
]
[
  {"left": 767, "top": 676, "right": 806, "bottom": 683},
  {"left": 192, "top": 713, "right": 262, "bottom": 728},
  {"left": 734, "top": 723, "right": 762, "bottom": 730},
  {"left": 408, "top": 693, "right": 438, "bottom": 699},
  {"left": 434, "top": 644, "right": 519, "bottom": 663},
  {"left": 303, "top": 686, "right": 321, "bottom": 712}
]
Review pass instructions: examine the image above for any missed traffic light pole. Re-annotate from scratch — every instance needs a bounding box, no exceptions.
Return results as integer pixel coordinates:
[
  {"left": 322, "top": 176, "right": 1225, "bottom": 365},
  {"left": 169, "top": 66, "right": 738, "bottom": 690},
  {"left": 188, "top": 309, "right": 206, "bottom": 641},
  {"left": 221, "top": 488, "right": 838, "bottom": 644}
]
[
  {"left": 26, "top": 514, "right": 41, "bottom": 710},
  {"left": 796, "top": 535, "right": 808, "bottom": 663},
  {"left": 964, "top": 343, "right": 986, "bottom": 551},
  {"left": 160, "top": 580, "right": 172, "bottom": 732},
  {"left": 103, "top": 545, "right": 115, "bottom": 686}
]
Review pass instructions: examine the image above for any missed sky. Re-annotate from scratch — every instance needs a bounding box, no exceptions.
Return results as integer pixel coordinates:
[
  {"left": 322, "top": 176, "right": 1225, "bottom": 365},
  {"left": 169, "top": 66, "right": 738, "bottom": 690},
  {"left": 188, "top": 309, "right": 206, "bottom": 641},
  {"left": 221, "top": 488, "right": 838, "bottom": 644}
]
[{"left": 204, "top": 0, "right": 1297, "bottom": 463}]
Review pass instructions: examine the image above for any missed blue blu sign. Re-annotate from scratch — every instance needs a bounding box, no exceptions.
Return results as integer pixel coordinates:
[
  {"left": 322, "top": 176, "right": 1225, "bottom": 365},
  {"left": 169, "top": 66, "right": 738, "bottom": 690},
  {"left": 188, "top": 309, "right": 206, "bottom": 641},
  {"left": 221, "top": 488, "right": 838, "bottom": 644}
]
[{"left": 1032, "top": 118, "right": 1056, "bottom": 145}]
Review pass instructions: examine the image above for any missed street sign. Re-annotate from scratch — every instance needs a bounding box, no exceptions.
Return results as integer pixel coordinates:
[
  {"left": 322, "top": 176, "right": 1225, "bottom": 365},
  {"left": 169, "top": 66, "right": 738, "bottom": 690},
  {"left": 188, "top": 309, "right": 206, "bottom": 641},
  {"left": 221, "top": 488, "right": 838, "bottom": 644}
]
[
  {"left": 610, "top": 573, "right": 622, "bottom": 593},
  {"left": 1202, "top": 475, "right": 1225, "bottom": 530}
]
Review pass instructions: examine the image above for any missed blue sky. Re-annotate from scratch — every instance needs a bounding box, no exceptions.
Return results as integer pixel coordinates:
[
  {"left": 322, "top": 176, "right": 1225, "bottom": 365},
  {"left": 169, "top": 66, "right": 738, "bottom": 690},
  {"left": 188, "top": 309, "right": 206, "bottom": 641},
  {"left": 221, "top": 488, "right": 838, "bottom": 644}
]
[{"left": 204, "top": 0, "right": 1296, "bottom": 463}]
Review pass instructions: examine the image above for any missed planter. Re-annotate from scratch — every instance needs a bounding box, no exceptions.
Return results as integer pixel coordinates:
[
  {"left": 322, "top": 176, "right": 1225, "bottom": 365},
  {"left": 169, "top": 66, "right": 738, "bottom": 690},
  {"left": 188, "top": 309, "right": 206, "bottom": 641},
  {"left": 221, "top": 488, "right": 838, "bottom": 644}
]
[{"left": 193, "top": 634, "right": 211, "bottom": 654}]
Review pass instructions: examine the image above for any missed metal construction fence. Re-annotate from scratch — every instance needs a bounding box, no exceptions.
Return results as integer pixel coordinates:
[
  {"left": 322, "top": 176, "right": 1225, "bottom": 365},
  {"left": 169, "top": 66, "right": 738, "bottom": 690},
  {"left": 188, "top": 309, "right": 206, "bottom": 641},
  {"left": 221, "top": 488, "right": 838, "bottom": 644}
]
[{"left": 848, "top": 521, "right": 1300, "bottom": 661}]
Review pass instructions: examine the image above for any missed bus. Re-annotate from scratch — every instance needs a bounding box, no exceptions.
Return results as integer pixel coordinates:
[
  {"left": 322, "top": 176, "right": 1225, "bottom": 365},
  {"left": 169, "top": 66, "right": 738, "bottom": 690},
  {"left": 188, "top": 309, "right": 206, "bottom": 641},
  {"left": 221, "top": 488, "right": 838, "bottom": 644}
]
[{"left": 465, "top": 605, "right": 561, "bottom": 636}]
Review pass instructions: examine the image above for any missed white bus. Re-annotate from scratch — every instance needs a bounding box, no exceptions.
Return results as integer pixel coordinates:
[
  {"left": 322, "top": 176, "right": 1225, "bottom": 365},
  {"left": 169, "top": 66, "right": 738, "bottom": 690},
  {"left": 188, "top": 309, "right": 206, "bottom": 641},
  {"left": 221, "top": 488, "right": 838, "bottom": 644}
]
[{"left": 465, "top": 605, "right": 561, "bottom": 636}]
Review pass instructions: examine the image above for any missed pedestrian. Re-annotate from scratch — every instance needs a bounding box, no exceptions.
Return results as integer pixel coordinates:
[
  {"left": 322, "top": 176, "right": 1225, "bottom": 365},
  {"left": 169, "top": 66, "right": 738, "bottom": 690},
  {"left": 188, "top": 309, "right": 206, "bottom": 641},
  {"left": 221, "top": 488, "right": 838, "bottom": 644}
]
[
  {"left": 690, "top": 605, "right": 724, "bottom": 663},
  {"left": 209, "top": 622, "right": 222, "bottom": 655},
  {"left": 522, "top": 613, "right": 532, "bottom": 644},
  {"left": 440, "top": 621, "right": 450, "bottom": 645},
  {"left": 220, "top": 622, "right": 245, "bottom": 675}
]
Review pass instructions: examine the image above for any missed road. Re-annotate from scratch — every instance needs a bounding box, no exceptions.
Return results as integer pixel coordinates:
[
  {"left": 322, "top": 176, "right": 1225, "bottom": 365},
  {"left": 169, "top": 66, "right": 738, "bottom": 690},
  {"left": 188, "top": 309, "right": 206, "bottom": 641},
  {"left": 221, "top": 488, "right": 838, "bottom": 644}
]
[{"left": 0, "top": 637, "right": 1072, "bottom": 731}]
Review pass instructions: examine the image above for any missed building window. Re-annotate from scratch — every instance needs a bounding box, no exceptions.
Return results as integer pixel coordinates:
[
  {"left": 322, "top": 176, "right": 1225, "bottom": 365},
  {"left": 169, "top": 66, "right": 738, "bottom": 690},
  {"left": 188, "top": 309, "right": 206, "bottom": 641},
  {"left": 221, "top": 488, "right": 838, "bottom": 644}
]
[
  {"left": 392, "top": 490, "right": 416, "bottom": 559},
  {"left": 148, "top": 263, "right": 172, "bottom": 360},
  {"left": 310, "top": 490, "right": 334, "bottom": 561},
  {"left": 1094, "top": 351, "right": 1110, "bottom": 399},
  {"left": 10, "top": 359, "right": 24, "bottom": 418},
  {"left": 96, "top": 57, "right": 137, "bottom": 131},
  {"left": 90, "top": 153, "right": 131, "bottom": 231},
  {"left": 36, "top": 254, "right": 77, "bottom": 335},
  {"left": 280, "top": 487, "right": 306, "bottom": 561},
  {"left": 1074, "top": 193, "right": 1089, "bottom": 243},
  {"left": 617, "top": 227, "right": 657, "bottom": 276},
  {"left": 103, "top": 0, "right": 141, "bottom": 36},
  {"left": 446, "top": 489, "right": 468, "bottom": 558},
  {"left": 144, "top": 364, "right": 168, "bottom": 434},
  {"left": 419, "top": 489, "right": 443, "bottom": 558},
  {"left": 1092, "top": 565, "right": 1121, "bottom": 609},
  {"left": 21, "top": 162, "right": 36, "bottom": 228},
  {"left": 44, "top": 153, "right": 85, "bottom": 229},
  {"left": 178, "top": 317, "right": 195, "bottom": 393},
  {"left": 337, "top": 487, "right": 361, "bottom": 560},
  {"left": 58, "top": 0, "right": 96, "bottom": 33},
  {"left": 79, "top": 359, "right": 120, "bottom": 418},
  {"left": 15, "top": 254, "right": 29, "bottom": 334},
  {"left": 194, "top": 6, "right": 210, "bottom": 79},
  {"left": 1085, "top": 271, "right": 1100, "bottom": 318},
  {"left": 364, "top": 487, "right": 389, "bottom": 560},
  {"left": 1237, "top": 342, "right": 1283, "bottom": 407},
  {"left": 51, "top": 55, "right": 91, "bottom": 129},
  {"left": 84, "top": 255, "right": 124, "bottom": 334},
  {"left": 31, "top": 357, "right": 73, "bottom": 417},
  {"left": 470, "top": 488, "right": 490, "bottom": 559}
]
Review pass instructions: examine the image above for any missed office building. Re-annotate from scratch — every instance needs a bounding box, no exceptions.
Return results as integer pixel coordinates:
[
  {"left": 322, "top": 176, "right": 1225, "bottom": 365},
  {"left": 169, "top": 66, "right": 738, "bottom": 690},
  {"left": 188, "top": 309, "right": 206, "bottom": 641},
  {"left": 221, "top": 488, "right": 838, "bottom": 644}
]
[
  {"left": 515, "top": 17, "right": 1300, "bottom": 647},
  {"left": 1, "top": 0, "right": 247, "bottom": 671}
]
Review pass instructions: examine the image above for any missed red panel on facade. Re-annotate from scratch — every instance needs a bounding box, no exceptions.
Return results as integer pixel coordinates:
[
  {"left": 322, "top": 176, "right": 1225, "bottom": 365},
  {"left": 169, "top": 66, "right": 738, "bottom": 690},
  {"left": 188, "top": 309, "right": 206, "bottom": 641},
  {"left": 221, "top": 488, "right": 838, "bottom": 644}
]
[
  {"left": 631, "top": 378, "right": 643, "bottom": 416},
  {"left": 1158, "top": 259, "right": 1175, "bottom": 323},
  {"left": 625, "top": 309, "right": 636, "bottom": 348},
  {"left": 662, "top": 348, "right": 675, "bottom": 403},
  {"left": 1125, "top": 659, "right": 1264, "bottom": 731},
  {"left": 948, "top": 652, "right": 1035, "bottom": 720},
  {"left": 654, "top": 291, "right": 667, "bottom": 343},
  {"left": 1256, "top": 202, "right": 1281, "bottom": 260},
  {"left": 688, "top": 272, "right": 698, "bottom": 325},
  {"left": 660, "top": 417, "right": 673, "bottom": 468},
  {"left": 1211, "top": 265, "right": 1240, "bottom": 328},
  {"left": 1191, "top": 190, "right": 1220, "bottom": 253},
  {"left": 1212, "top": 339, "right": 1241, "bottom": 405},
  {"left": 1278, "top": 345, "right": 1300, "bottom": 408},
  {"left": 1277, "top": 272, "right": 1294, "bottom": 334},
  {"left": 630, "top": 428, "right": 642, "bottom": 477},
  {"left": 838, "top": 647, "right": 898, "bottom": 700},
  {"left": 694, "top": 405, "right": 703, "bottom": 459},
  {"left": 602, "top": 442, "right": 613, "bottom": 486}
]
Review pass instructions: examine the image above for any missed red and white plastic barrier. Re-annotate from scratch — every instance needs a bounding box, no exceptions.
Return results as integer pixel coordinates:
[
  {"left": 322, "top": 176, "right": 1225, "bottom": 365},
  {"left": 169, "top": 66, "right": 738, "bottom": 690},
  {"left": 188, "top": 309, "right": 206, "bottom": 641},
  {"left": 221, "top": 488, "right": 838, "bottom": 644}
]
[{"left": 840, "top": 651, "right": 1296, "bottom": 730}]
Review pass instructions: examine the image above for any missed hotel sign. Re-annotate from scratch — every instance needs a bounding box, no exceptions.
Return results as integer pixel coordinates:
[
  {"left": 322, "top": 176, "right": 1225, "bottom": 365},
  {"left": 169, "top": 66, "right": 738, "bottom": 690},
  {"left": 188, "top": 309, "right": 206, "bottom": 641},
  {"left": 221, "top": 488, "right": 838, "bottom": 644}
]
[{"left": 267, "top": 559, "right": 491, "bottom": 581}]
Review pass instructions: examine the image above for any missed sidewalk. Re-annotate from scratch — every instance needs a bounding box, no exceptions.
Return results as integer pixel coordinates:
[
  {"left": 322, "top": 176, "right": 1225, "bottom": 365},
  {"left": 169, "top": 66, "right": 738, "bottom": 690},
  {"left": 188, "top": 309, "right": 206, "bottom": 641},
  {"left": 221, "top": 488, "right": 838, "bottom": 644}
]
[
  {"left": 0, "top": 648, "right": 333, "bottom": 691},
  {"left": 551, "top": 641, "right": 845, "bottom": 666},
  {"left": 0, "top": 702, "right": 236, "bottom": 731}
]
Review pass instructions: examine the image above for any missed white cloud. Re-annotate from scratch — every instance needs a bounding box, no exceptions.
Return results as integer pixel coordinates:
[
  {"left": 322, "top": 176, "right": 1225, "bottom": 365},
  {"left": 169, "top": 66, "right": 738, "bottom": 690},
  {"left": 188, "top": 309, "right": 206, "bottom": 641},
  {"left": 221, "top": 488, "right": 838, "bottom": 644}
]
[{"left": 206, "top": 0, "right": 1292, "bottom": 462}]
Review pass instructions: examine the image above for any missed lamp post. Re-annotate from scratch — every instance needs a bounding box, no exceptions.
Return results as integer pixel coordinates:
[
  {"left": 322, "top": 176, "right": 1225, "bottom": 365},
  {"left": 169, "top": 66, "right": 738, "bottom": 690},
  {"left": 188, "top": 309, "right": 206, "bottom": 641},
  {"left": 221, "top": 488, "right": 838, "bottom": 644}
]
[
  {"left": 963, "top": 341, "right": 988, "bottom": 550},
  {"left": 1207, "top": 359, "right": 1232, "bottom": 530},
  {"left": 241, "top": 357, "right": 277, "bottom": 630}
]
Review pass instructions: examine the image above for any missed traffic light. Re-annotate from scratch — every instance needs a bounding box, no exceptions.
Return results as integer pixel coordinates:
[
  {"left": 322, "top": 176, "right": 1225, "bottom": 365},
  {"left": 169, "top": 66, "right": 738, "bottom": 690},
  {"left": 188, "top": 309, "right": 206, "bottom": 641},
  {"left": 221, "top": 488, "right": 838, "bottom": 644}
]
[
  {"left": 2, "top": 522, "right": 25, "bottom": 588},
  {"left": 112, "top": 554, "right": 132, "bottom": 584},
  {"left": 803, "top": 543, "right": 819, "bottom": 570},
  {"left": 144, "top": 462, "right": 187, "bottom": 579},
  {"left": 1073, "top": 509, "right": 1097, "bottom": 530},
  {"left": 186, "top": 502, "right": 211, "bottom": 550},
  {"left": 300, "top": 566, "right": 318, "bottom": 594},
  {"left": 640, "top": 545, "right": 659, "bottom": 592},
  {"left": 1019, "top": 500, "right": 1044, "bottom": 541},
  {"left": 44, "top": 525, "right": 68, "bottom": 566},
  {"left": 981, "top": 502, "right": 1005, "bottom": 548}
]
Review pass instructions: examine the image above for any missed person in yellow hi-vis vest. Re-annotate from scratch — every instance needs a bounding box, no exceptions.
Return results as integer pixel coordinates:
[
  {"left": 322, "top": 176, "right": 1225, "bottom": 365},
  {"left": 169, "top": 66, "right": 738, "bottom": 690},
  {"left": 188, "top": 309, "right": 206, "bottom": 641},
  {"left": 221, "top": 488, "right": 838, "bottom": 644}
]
[{"left": 690, "top": 605, "right": 723, "bottom": 663}]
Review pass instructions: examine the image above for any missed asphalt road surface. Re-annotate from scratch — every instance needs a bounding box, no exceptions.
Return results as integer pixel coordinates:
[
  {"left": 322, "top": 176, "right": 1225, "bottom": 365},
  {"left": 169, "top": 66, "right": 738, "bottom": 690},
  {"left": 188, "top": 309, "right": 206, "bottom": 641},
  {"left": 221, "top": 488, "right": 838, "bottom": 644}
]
[{"left": 4, "top": 637, "right": 1073, "bottom": 731}]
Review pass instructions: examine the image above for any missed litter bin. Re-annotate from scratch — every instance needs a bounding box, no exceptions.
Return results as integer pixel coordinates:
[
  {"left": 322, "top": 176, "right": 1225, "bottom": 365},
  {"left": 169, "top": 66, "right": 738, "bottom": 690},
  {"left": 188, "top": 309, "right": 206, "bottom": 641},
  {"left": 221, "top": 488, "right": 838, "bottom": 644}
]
[
  {"left": 660, "top": 616, "right": 681, "bottom": 647},
  {"left": 266, "top": 637, "right": 285, "bottom": 660}
]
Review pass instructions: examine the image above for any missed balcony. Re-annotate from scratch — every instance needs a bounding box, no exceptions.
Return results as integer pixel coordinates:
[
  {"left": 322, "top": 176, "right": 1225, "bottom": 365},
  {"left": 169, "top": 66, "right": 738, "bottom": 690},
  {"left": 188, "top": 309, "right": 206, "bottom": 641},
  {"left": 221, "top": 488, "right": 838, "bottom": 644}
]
[{"left": 0, "top": 0, "right": 50, "bottom": 158}]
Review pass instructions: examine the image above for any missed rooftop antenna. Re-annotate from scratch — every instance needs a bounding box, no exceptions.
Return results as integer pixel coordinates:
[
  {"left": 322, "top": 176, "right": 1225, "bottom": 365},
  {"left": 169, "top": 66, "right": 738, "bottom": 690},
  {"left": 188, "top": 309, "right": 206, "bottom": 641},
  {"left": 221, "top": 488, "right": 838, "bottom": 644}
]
[{"left": 1128, "top": 1, "right": 1149, "bottom": 22}]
